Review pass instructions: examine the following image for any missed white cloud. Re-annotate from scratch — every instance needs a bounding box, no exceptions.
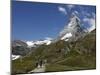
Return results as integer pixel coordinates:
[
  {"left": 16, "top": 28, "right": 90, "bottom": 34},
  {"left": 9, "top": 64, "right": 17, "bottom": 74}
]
[
  {"left": 74, "top": 11, "right": 79, "bottom": 14},
  {"left": 45, "top": 37, "right": 52, "bottom": 40},
  {"left": 26, "top": 41, "right": 34, "bottom": 47},
  {"left": 58, "top": 6, "right": 67, "bottom": 15},
  {"left": 82, "top": 11, "right": 91, "bottom": 17},
  {"left": 92, "top": 12, "right": 96, "bottom": 18},
  {"left": 86, "top": 13, "right": 91, "bottom": 17},
  {"left": 67, "top": 5, "right": 75, "bottom": 10},
  {"left": 83, "top": 16, "right": 96, "bottom": 32}
]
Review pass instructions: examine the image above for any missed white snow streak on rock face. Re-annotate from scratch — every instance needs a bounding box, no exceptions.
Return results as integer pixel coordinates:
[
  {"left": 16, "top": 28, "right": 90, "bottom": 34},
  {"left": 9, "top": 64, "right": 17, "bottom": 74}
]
[
  {"left": 65, "top": 39, "right": 69, "bottom": 41},
  {"left": 61, "top": 33, "right": 72, "bottom": 40},
  {"left": 12, "top": 55, "right": 20, "bottom": 60}
]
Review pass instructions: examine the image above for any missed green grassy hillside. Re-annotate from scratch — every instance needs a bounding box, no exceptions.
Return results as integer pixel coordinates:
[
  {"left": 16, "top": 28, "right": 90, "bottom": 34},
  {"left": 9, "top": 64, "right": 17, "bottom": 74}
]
[{"left": 12, "top": 30, "right": 96, "bottom": 74}]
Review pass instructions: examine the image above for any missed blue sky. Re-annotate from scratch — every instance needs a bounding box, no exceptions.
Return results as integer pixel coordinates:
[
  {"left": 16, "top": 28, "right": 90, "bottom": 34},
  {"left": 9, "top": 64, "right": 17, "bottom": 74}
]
[{"left": 12, "top": 1, "right": 96, "bottom": 41}]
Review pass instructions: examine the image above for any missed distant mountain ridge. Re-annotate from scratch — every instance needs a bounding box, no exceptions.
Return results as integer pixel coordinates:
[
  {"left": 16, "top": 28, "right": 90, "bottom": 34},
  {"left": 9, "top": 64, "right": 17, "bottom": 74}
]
[
  {"left": 12, "top": 39, "right": 52, "bottom": 57},
  {"left": 26, "top": 39, "right": 52, "bottom": 48},
  {"left": 12, "top": 40, "right": 28, "bottom": 47}
]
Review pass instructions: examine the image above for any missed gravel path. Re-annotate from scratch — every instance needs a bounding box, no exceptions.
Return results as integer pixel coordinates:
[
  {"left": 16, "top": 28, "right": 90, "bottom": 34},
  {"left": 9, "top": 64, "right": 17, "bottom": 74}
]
[{"left": 28, "top": 64, "right": 46, "bottom": 73}]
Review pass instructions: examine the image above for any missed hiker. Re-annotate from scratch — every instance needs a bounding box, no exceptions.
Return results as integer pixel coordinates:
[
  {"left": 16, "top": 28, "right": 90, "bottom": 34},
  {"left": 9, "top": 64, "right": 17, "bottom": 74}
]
[
  {"left": 35, "top": 61, "right": 38, "bottom": 68},
  {"left": 40, "top": 60, "right": 43, "bottom": 68}
]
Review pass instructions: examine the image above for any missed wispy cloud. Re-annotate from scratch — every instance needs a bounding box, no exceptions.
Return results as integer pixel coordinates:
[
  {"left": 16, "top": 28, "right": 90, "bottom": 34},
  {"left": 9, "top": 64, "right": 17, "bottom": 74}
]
[
  {"left": 83, "top": 13, "right": 96, "bottom": 32},
  {"left": 45, "top": 37, "right": 52, "bottom": 40},
  {"left": 81, "top": 11, "right": 92, "bottom": 18},
  {"left": 67, "top": 5, "right": 75, "bottom": 10},
  {"left": 58, "top": 6, "right": 67, "bottom": 15},
  {"left": 92, "top": 12, "right": 96, "bottom": 18},
  {"left": 73, "top": 10, "right": 79, "bottom": 16}
]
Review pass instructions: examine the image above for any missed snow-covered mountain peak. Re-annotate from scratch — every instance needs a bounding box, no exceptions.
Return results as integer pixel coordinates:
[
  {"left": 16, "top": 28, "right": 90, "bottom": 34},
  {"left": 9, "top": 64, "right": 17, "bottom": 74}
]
[
  {"left": 26, "top": 41, "right": 34, "bottom": 47},
  {"left": 60, "top": 14, "right": 80, "bottom": 35},
  {"left": 59, "top": 13, "right": 83, "bottom": 41},
  {"left": 26, "top": 38, "right": 52, "bottom": 48}
]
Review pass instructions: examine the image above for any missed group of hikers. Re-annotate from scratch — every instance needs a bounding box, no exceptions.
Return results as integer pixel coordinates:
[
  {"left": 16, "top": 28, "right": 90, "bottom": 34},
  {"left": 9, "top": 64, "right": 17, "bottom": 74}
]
[{"left": 35, "top": 59, "right": 47, "bottom": 68}]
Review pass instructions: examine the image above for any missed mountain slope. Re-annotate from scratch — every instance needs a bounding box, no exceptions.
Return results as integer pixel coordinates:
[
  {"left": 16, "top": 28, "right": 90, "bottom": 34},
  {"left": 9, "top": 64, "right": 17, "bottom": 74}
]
[
  {"left": 12, "top": 40, "right": 30, "bottom": 56},
  {"left": 12, "top": 29, "right": 96, "bottom": 74}
]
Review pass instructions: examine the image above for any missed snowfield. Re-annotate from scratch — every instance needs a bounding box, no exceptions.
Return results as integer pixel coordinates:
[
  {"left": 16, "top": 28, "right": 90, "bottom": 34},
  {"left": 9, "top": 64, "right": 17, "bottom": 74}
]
[
  {"left": 26, "top": 39, "right": 52, "bottom": 48},
  {"left": 12, "top": 55, "right": 20, "bottom": 60}
]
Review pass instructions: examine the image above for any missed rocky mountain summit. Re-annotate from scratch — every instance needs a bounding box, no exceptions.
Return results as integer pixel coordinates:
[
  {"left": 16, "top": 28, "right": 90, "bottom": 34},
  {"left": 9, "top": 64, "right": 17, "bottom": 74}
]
[{"left": 59, "top": 13, "right": 86, "bottom": 42}]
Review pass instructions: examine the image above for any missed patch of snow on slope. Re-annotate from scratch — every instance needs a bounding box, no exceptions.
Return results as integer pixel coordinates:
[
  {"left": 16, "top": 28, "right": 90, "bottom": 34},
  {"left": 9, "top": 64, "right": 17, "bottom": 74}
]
[
  {"left": 26, "top": 41, "right": 34, "bottom": 47},
  {"left": 12, "top": 55, "right": 20, "bottom": 60},
  {"left": 35, "top": 40, "right": 51, "bottom": 45},
  {"left": 61, "top": 33, "right": 72, "bottom": 40},
  {"left": 26, "top": 38, "right": 52, "bottom": 48},
  {"left": 65, "top": 39, "right": 69, "bottom": 41}
]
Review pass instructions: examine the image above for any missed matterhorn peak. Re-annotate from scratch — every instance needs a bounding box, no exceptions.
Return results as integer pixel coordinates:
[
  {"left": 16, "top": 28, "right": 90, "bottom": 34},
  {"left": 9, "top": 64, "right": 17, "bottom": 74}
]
[
  {"left": 59, "top": 12, "right": 83, "bottom": 41},
  {"left": 68, "top": 13, "right": 80, "bottom": 28}
]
